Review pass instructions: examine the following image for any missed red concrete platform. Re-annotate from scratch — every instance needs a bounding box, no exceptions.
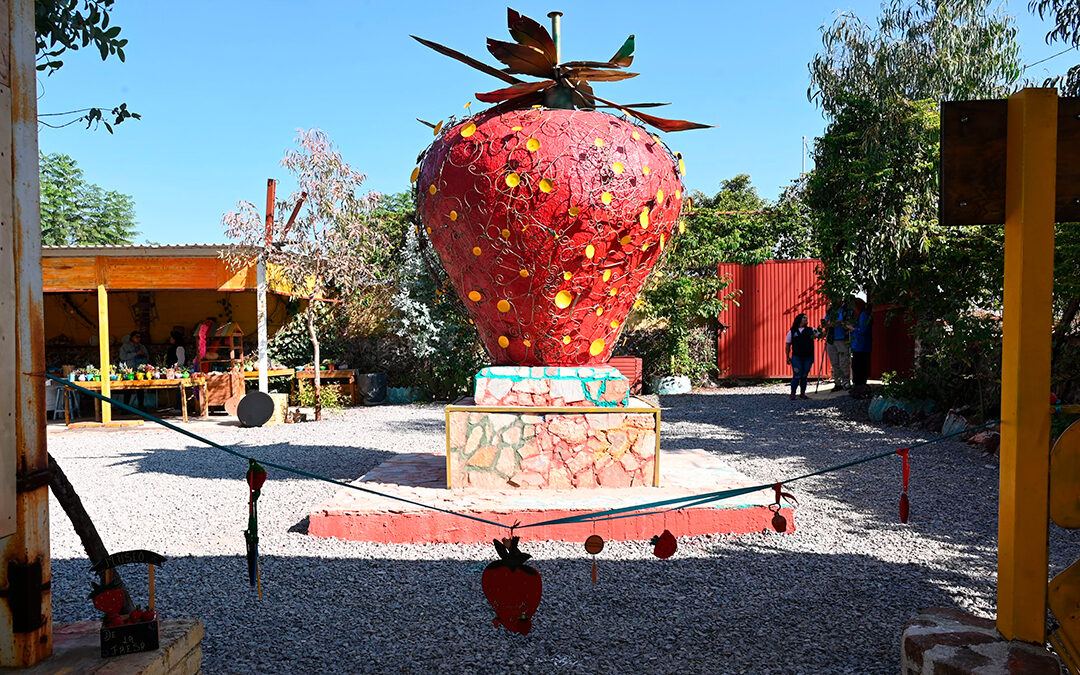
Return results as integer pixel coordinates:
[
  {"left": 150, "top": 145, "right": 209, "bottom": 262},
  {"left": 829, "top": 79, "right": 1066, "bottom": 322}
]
[{"left": 308, "top": 449, "right": 792, "bottom": 543}]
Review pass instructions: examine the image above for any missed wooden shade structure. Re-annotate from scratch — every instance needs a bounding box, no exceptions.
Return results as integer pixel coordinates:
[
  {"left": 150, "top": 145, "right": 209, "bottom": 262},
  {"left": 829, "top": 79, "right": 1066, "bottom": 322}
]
[{"left": 41, "top": 245, "right": 302, "bottom": 423}]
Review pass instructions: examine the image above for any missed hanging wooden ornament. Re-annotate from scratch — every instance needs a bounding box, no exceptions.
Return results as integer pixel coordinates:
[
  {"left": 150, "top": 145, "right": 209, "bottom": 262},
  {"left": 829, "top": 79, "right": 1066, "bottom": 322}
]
[
  {"left": 481, "top": 537, "right": 542, "bottom": 635},
  {"left": 650, "top": 530, "right": 677, "bottom": 559},
  {"left": 897, "top": 448, "right": 911, "bottom": 523},
  {"left": 584, "top": 535, "right": 604, "bottom": 583}
]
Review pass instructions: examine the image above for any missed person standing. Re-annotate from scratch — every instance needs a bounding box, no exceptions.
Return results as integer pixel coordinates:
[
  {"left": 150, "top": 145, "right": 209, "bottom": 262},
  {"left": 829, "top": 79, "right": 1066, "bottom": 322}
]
[
  {"left": 785, "top": 313, "right": 815, "bottom": 400},
  {"left": 824, "top": 299, "right": 852, "bottom": 391},
  {"left": 849, "top": 298, "right": 873, "bottom": 398}
]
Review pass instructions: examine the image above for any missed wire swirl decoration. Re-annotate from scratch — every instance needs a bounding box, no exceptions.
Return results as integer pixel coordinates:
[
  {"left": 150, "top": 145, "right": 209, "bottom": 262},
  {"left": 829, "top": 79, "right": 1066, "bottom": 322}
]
[{"left": 414, "top": 107, "right": 686, "bottom": 366}]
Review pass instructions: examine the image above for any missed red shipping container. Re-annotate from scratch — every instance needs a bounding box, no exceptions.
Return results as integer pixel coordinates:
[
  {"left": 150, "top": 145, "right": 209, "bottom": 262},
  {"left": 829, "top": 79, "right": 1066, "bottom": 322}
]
[
  {"left": 717, "top": 260, "right": 829, "bottom": 379},
  {"left": 716, "top": 260, "right": 915, "bottom": 380}
]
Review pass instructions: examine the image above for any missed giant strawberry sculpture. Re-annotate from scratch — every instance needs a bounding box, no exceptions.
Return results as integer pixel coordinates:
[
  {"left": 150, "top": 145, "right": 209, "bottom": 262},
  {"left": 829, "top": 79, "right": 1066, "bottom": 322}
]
[{"left": 413, "top": 9, "right": 709, "bottom": 366}]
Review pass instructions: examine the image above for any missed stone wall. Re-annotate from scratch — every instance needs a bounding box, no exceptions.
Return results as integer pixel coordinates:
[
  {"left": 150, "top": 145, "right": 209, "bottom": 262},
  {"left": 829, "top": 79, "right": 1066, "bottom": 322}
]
[
  {"left": 474, "top": 366, "right": 630, "bottom": 408},
  {"left": 448, "top": 402, "right": 658, "bottom": 489},
  {"left": 901, "top": 607, "right": 1061, "bottom": 674}
]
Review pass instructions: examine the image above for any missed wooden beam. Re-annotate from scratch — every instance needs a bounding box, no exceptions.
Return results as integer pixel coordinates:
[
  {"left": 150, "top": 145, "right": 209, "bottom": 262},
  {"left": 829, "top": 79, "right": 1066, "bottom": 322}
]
[
  {"left": 0, "top": 0, "right": 51, "bottom": 665},
  {"left": 997, "top": 88, "right": 1057, "bottom": 643}
]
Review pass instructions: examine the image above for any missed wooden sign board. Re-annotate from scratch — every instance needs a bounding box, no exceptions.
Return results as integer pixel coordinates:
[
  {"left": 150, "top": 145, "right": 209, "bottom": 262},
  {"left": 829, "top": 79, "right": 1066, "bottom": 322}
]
[{"left": 940, "top": 97, "right": 1080, "bottom": 226}]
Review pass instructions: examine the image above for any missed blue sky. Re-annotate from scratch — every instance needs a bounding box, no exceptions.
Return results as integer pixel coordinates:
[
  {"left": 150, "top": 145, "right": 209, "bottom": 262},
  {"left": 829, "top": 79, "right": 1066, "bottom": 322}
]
[{"left": 36, "top": 1, "right": 1071, "bottom": 245}]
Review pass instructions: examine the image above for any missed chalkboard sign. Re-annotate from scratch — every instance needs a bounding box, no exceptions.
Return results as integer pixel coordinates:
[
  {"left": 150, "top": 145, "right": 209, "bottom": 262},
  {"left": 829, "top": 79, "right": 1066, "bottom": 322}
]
[{"left": 101, "top": 620, "right": 159, "bottom": 658}]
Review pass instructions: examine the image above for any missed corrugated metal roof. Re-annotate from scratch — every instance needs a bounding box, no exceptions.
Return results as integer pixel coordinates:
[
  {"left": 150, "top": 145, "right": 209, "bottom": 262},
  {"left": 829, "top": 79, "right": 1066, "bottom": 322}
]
[{"left": 42, "top": 244, "right": 238, "bottom": 258}]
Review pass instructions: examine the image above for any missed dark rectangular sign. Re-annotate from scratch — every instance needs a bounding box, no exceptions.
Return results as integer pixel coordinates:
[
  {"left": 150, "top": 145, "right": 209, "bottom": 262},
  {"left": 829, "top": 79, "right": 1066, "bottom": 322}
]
[{"left": 940, "top": 97, "right": 1080, "bottom": 226}]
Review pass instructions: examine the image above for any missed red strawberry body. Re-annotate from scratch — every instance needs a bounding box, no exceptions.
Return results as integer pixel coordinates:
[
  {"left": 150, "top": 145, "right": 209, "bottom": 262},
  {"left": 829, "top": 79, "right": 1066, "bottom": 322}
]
[
  {"left": 91, "top": 585, "right": 125, "bottom": 615},
  {"left": 651, "top": 529, "right": 677, "bottom": 559},
  {"left": 481, "top": 537, "right": 542, "bottom": 634},
  {"left": 648, "top": 529, "right": 673, "bottom": 557},
  {"left": 417, "top": 108, "right": 684, "bottom": 365}
]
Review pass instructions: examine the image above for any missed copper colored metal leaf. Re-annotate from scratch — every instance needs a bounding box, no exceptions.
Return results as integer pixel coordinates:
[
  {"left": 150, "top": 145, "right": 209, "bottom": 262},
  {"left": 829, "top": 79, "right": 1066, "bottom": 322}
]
[
  {"left": 482, "top": 90, "right": 546, "bottom": 117},
  {"left": 597, "top": 102, "right": 671, "bottom": 108},
  {"left": 507, "top": 8, "right": 557, "bottom": 63},
  {"left": 569, "top": 80, "right": 596, "bottom": 110},
  {"left": 561, "top": 60, "right": 625, "bottom": 69},
  {"left": 411, "top": 35, "right": 522, "bottom": 85},
  {"left": 476, "top": 80, "right": 555, "bottom": 103},
  {"left": 487, "top": 38, "right": 556, "bottom": 77},
  {"left": 590, "top": 92, "right": 714, "bottom": 132},
  {"left": 564, "top": 68, "right": 639, "bottom": 82}
]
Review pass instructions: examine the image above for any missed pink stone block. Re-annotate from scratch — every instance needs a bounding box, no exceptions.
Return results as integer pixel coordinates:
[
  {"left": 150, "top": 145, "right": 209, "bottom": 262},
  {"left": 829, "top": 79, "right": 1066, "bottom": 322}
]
[
  {"left": 521, "top": 453, "right": 551, "bottom": 475},
  {"left": 465, "top": 426, "right": 484, "bottom": 455},
  {"left": 449, "top": 415, "right": 467, "bottom": 449},
  {"left": 549, "top": 465, "right": 573, "bottom": 489},
  {"left": 508, "top": 472, "right": 546, "bottom": 488},
  {"left": 496, "top": 447, "right": 517, "bottom": 477},
  {"left": 467, "top": 446, "right": 498, "bottom": 468},
  {"left": 502, "top": 425, "right": 522, "bottom": 446},
  {"left": 607, "top": 430, "right": 630, "bottom": 458},
  {"left": 547, "top": 415, "right": 587, "bottom": 443},
  {"left": 519, "top": 437, "right": 540, "bottom": 459},
  {"left": 598, "top": 460, "right": 633, "bottom": 488}
]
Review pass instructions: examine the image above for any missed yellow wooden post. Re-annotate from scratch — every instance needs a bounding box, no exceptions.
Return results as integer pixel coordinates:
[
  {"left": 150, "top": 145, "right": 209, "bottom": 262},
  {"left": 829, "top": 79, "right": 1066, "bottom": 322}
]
[
  {"left": 98, "top": 277, "right": 111, "bottom": 424},
  {"left": 997, "top": 87, "right": 1057, "bottom": 643}
]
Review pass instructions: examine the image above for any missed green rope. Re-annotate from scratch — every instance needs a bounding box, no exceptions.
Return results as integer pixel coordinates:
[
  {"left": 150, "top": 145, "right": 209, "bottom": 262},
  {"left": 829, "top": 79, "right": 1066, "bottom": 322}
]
[
  {"left": 49, "top": 375, "right": 999, "bottom": 534},
  {"left": 47, "top": 375, "right": 511, "bottom": 530}
]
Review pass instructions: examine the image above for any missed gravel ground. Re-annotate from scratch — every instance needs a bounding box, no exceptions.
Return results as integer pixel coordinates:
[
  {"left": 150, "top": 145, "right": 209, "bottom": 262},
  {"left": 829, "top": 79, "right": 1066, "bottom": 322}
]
[{"left": 45, "top": 384, "right": 1080, "bottom": 674}]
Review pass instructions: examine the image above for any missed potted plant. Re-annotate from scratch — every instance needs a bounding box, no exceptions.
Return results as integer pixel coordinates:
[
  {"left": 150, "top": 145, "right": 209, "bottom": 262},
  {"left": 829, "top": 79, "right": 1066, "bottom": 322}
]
[
  {"left": 120, "top": 364, "right": 134, "bottom": 381},
  {"left": 85, "top": 364, "right": 100, "bottom": 382}
]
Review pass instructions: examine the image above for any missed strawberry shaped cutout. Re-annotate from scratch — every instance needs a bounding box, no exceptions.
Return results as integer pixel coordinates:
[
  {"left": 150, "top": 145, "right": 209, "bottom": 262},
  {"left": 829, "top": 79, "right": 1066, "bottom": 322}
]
[
  {"left": 651, "top": 529, "right": 677, "bottom": 559},
  {"left": 418, "top": 109, "right": 683, "bottom": 365},
  {"left": 481, "top": 537, "right": 542, "bottom": 635},
  {"left": 90, "top": 579, "right": 125, "bottom": 615},
  {"left": 412, "top": 8, "right": 710, "bottom": 366}
]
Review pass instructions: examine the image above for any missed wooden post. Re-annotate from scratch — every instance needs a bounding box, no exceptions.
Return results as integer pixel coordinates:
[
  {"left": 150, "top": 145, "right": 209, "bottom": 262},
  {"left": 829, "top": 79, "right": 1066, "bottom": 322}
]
[
  {"left": 258, "top": 179, "right": 274, "bottom": 394},
  {"left": 98, "top": 279, "right": 111, "bottom": 424},
  {"left": 0, "top": 0, "right": 51, "bottom": 665},
  {"left": 997, "top": 87, "right": 1057, "bottom": 643}
]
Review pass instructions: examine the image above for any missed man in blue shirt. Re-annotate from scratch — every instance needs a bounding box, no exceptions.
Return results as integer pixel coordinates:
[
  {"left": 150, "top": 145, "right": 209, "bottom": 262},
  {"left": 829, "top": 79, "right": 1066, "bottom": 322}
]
[
  {"left": 848, "top": 298, "right": 873, "bottom": 398},
  {"left": 824, "top": 300, "right": 851, "bottom": 391}
]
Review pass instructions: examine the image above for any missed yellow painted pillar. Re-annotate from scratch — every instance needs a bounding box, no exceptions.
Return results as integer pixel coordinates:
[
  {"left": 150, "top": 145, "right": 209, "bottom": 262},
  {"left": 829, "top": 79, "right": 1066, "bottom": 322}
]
[
  {"left": 98, "top": 282, "right": 111, "bottom": 424},
  {"left": 997, "top": 87, "right": 1057, "bottom": 643}
]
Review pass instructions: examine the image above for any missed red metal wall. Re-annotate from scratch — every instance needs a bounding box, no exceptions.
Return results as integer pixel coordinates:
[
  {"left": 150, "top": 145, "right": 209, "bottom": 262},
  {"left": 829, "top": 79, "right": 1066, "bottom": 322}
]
[
  {"left": 716, "top": 260, "right": 916, "bottom": 379},
  {"left": 717, "top": 260, "right": 828, "bottom": 379}
]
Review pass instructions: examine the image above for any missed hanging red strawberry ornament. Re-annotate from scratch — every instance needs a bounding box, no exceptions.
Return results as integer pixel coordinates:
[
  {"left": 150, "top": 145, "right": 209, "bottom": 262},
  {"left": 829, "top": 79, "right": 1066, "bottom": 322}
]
[
  {"left": 650, "top": 529, "right": 677, "bottom": 559},
  {"left": 481, "top": 537, "right": 542, "bottom": 635},
  {"left": 412, "top": 9, "right": 710, "bottom": 365}
]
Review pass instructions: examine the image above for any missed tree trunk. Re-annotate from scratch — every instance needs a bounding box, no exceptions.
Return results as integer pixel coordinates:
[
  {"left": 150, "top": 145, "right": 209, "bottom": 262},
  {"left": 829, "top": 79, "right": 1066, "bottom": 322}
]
[
  {"left": 48, "top": 453, "right": 135, "bottom": 613},
  {"left": 308, "top": 306, "right": 322, "bottom": 421}
]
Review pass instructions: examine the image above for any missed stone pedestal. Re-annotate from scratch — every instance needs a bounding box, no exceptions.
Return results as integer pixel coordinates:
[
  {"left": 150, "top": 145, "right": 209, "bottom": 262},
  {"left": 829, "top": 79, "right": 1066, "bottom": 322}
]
[
  {"left": 901, "top": 607, "right": 1062, "bottom": 674},
  {"left": 474, "top": 366, "right": 630, "bottom": 407}
]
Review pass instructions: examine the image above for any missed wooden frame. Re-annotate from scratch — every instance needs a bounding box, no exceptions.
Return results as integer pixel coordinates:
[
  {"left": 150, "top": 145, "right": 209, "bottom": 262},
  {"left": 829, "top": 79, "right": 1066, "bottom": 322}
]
[{"left": 62, "top": 379, "right": 209, "bottom": 425}]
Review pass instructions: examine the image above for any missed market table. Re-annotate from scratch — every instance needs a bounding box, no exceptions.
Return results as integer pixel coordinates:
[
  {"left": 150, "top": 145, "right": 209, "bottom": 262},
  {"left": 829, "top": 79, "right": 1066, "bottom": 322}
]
[
  {"left": 242, "top": 368, "right": 296, "bottom": 380},
  {"left": 292, "top": 369, "right": 357, "bottom": 405},
  {"left": 63, "top": 378, "right": 208, "bottom": 425}
]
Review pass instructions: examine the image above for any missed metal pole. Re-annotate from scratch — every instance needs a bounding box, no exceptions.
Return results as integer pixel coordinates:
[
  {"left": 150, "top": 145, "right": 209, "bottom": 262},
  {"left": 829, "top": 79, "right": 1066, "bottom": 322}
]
[{"left": 548, "top": 11, "right": 563, "bottom": 64}]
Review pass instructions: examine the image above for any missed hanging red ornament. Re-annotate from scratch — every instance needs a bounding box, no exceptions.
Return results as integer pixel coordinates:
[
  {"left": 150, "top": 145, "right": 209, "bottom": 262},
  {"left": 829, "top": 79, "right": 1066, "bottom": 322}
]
[
  {"left": 584, "top": 535, "right": 604, "bottom": 583},
  {"left": 897, "top": 448, "right": 911, "bottom": 524},
  {"left": 244, "top": 459, "right": 267, "bottom": 596},
  {"left": 650, "top": 529, "right": 677, "bottom": 559},
  {"left": 481, "top": 537, "right": 542, "bottom": 635}
]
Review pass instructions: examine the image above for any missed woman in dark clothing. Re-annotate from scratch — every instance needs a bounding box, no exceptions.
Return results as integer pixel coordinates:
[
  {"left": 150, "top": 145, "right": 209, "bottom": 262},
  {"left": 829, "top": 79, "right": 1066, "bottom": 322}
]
[{"left": 785, "top": 313, "right": 816, "bottom": 400}]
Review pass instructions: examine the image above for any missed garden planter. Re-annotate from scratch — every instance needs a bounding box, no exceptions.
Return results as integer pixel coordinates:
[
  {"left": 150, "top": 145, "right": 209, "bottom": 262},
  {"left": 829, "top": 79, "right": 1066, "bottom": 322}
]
[
  {"left": 648, "top": 375, "right": 692, "bottom": 395},
  {"left": 356, "top": 373, "right": 387, "bottom": 406}
]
